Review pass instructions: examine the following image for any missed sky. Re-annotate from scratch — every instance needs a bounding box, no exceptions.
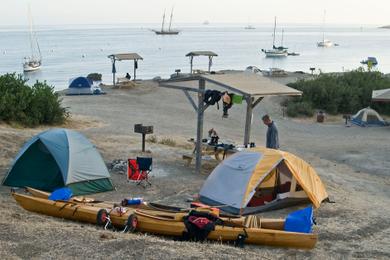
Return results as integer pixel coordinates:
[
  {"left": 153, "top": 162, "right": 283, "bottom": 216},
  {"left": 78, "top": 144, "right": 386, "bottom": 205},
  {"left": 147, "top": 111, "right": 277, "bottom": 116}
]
[{"left": 1, "top": 0, "right": 389, "bottom": 26}]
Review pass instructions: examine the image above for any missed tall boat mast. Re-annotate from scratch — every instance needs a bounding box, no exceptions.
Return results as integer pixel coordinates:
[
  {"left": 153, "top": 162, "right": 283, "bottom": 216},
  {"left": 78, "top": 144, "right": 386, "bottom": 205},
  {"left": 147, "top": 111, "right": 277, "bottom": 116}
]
[
  {"left": 28, "top": 5, "right": 35, "bottom": 59},
  {"left": 161, "top": 10, "right": 166, "bottom": 32},
  {"left": 272, "top": 17, "right": 277, "bottom": 48},
  {"left": 168, "top": 7, "right": 174, "bottom": 32},
  {"left": 322, "top": 10, "right": 326, "bottom": 42}
]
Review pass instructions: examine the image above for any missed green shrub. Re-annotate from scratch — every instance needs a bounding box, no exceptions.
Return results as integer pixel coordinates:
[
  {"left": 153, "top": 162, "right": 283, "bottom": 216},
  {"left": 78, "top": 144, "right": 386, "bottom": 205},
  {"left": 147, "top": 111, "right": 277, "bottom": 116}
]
[
  {"left": 0, "top": 73, "right": 68, "bottom": 127},
  {"left": 287, "top": 68, "right": 390, "bottom": 116},
  {"left": 286, "top": 101, "right": 314, "bottom": 117},
  {"left": 87, "top": 73, "right": 102, "bottom": 82}
]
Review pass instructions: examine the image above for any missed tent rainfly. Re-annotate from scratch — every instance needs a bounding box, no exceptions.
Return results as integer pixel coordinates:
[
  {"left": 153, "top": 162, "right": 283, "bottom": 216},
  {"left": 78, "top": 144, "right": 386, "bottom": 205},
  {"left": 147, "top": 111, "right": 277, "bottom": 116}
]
[
  {"left": 199, "top": 147, "right": 329, "bottom": 215},
  {"left": 108, "top": 53, "right": 143, "bottom": 85},
  {"left": 2, "top": 129, "right": 114, "bottom": 195},
  {"left": 372, "top": 88, "right": 390, "bottom": 102},
  {"left": 351, "top": 107, "right": 386, "bottom": 127},
  {"left": 67, "top": 77, "right": 93, "bottom": 95},
  {"left": 159, "top": 72, "right": 302, "bottom": 173},
  {"left": 186, "top": 51, "right": 218, "bottom": 74}
]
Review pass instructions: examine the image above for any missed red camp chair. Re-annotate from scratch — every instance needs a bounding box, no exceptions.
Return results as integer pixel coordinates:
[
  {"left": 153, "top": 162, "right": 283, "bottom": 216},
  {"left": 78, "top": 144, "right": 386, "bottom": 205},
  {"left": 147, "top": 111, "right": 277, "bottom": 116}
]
[
  {"left": 127, "top": 157, "right": 152, "bottom": 187},
  {"left": 127, "top": 159, "right": 144, "bottom": 182}
]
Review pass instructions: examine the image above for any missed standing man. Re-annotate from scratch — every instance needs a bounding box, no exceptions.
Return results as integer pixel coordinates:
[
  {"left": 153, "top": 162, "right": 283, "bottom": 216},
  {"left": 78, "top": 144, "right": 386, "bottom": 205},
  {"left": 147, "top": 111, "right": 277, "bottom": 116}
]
[{"left": 262, "top": 114, "right": 279, "bottom": 149}]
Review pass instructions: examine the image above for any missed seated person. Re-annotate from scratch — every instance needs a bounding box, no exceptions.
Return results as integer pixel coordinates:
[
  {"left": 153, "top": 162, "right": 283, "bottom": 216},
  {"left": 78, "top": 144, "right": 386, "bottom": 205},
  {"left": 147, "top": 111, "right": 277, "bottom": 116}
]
[{"left": 125, "top": 73, "right": 131, "bottom": 80}]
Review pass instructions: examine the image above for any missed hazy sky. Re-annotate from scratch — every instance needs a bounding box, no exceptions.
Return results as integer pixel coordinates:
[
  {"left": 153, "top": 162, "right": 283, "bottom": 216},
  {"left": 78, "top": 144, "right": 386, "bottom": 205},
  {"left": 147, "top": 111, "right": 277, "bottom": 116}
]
[{"left": 1, "top": 0, "right": 389, "bottom": 26}]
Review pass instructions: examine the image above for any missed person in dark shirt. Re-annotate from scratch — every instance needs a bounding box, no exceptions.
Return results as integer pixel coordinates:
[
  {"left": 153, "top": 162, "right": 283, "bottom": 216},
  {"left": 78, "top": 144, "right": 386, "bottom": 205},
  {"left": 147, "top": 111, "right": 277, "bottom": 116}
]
[{"left": 262, "top": 114, "right": 279, "bottom": 149}]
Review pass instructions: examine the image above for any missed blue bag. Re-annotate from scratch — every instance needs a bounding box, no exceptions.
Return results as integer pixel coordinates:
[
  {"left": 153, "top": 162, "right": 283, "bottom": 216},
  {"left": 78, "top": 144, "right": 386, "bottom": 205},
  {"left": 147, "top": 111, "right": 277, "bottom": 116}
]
[
  {"left": 48, "top": 187, "right": 73, "bottom": 201},
  {"left": 284, "top": 206, "right": 314, "bottom": 233}
]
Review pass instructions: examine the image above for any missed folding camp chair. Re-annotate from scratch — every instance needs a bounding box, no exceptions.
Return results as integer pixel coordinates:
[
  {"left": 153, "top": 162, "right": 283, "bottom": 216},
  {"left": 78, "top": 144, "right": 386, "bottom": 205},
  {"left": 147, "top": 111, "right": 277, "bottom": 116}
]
[
  {"left": 136, "top": 157, "right": 152, "bottom": 187},
  {"left": 127, "top": 159, "right": 143, "bottom": 182}
]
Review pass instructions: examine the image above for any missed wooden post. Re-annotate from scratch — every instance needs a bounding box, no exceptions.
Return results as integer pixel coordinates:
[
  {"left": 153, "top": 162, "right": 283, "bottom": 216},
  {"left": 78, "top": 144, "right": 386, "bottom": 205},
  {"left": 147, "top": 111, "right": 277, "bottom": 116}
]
[
  {"left": 142, "top": 133, "right": 146, "bottom": 152},
  {"left": 195, "top": 79, "right": 205, "bottom": 174},
  {"left": 208, "top": 56, "right": 212, "bottom": 72},
  {"left": 133, "top": 60, "right": 137, "bottom": 81},
  {"left": 112, "top": 60, "right": 116, "bottom": 87},
  {"left": 244, "top": 96, "right": 254, "bottom": 146},
  {"left": 190, "top": 56, "right": 193, "bottom": 74}
]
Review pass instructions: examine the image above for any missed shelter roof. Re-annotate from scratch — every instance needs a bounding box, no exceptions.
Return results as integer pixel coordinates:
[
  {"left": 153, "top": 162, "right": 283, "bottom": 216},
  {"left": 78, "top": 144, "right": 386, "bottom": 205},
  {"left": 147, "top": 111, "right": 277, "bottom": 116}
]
[
  {"left": 108, "top": 53, "right": 143, "bottom": 61},
  {"left": 372, "top": 88, "right": 390, "bottom": 102},
  {"left": 186, "top": 51, "right": 218, "bottom": 57},
  {"left": 161, "top": 72, "right": 302, "bottom": 97}
]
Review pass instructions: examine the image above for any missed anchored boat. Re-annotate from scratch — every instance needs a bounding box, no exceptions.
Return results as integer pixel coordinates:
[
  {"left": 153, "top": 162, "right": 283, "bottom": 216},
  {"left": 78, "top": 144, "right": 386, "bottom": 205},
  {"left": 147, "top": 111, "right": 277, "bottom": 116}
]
[
  {"left": 262, "top": 17, "right": 288, "bottom": 58},
  {"left": 23, "top": 4, "right": 42, "bottom": 72},
  {"left": 152, "top": 8, "right": 180, "bottom": 35}
]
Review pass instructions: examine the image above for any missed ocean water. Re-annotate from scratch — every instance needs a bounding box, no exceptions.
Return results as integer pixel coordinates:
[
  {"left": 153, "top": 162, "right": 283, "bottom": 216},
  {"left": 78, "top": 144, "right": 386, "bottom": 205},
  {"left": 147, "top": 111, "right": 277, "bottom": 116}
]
[{"left": 1, "top": 24, "right": 389, "bottom": 90}]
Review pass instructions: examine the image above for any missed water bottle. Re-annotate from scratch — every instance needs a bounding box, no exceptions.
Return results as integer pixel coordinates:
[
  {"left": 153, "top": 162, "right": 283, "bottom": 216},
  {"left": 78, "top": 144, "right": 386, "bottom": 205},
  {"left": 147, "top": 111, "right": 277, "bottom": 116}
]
[{"left": 123, "top": 197, "right": 143, "bottom": 206}]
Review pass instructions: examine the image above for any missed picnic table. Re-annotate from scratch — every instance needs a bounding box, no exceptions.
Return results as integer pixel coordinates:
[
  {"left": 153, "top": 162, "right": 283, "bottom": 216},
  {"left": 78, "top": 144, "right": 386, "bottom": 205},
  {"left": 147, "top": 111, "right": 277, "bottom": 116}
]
[{"left": 182, "top": 139, "right": 240, "bottom": 166}]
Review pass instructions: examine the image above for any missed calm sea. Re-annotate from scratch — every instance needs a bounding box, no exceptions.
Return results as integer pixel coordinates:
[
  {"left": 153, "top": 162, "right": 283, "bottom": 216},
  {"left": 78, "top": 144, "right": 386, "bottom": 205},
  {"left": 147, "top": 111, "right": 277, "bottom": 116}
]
[{"left": 1, "top": 24, "right": 389, "bottom": 90}]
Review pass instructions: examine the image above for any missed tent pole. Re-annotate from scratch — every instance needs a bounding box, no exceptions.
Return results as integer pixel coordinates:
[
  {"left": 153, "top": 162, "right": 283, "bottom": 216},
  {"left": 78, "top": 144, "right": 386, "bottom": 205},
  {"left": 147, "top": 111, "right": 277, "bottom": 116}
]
[
  {"left": 208, "top": 56, "right": 212, "bottom": 72},
  {"left": 244, "top": 96, "right": 254, "bottom": 146},
  {"left": 195, "top": 79, "right": 205, "bottom": 174}
]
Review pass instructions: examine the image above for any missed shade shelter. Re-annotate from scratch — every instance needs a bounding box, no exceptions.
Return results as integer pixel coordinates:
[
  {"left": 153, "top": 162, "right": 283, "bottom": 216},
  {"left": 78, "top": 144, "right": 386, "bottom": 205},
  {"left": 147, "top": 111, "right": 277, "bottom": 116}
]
[
  {"left": 159, "top": 72, "right": 302, "bottom": 173},
  {"left": 2, "top": 129, "right": 114, "bottom": 195},
  {"left": 108, "top": 53, "right": 143, "bottom": 86},
  {"left": 372, "top": 88, "right": 390, "bottom": 102},
  {"left": 199, "top": 147, "right": 328, "bottom": 215},
  {"left": 186, "top": 51, "right": 218, "bottom": 74}
]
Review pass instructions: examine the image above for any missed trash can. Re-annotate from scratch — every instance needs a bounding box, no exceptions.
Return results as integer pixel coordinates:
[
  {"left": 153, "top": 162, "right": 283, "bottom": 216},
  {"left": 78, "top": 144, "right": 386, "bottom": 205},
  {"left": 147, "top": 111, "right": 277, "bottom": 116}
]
[{"left": 317, "top": 111, "right": 325, "bottom": 123}]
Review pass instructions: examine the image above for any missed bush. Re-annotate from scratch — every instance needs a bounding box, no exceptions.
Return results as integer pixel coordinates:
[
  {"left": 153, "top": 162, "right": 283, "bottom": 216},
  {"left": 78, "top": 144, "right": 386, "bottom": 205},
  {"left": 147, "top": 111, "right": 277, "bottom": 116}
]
[
  {"left": 159, "top": 137, "right": 176, "bottom": 147},
  {"left": 286, "top": 101, "right": 314, "bottom": 117},
  {"left": 87, "top": 73, "right": 102, "bottom": 82},
  {"left": 287, "top": 68, "right": 390, "bottom": 116},
  {"left": 0, "top": 73, "right": 68, "bottom": 127}
]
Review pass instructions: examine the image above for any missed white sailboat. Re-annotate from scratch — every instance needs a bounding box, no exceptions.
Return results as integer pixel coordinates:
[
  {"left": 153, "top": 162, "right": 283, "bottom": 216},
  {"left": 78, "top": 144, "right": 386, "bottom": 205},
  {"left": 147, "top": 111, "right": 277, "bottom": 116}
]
[
  {"left": 317, "top": 11, "right": 334, "bottom": 47},
  {"left": 244, "top": 18, "right": 255, "bottom": 29},
  {"left": 153, "top": 8, "right": 180, "bottom": 35},
  {"left": 23, "top": 5, "right": 41, "bottom": 72},
  {"left": 261, "top": 17, "right": 288, "bottom": 58}
]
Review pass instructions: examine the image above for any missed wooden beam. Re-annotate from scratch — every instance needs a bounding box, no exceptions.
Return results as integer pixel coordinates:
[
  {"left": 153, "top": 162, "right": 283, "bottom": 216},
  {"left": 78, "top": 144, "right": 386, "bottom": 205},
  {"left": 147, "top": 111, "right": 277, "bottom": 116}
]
[
  {"left": 159, "top": 82, "right": 201, "bottom": 93},
  {"left": 195, "top": 79, "right": 206, "bottom": 174},
  {"left": 252, "top": 97, "right": 264, "bottom": 109},
  {"left": 202, "top": 77, "right": 247, "bottom": 96},
  {"left": 183, "top": 90, "right": 198, "bottom": 112},
  {"left": 244, "top": 96, "right": 254, "bottom": 146}
]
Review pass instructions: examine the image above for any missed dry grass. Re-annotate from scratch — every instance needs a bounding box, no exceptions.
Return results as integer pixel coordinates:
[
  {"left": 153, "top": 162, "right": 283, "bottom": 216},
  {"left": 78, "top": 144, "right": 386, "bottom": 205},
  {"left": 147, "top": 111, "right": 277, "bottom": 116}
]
[{"left": 158, "top": 137, "right": 176, "bottom": 147}]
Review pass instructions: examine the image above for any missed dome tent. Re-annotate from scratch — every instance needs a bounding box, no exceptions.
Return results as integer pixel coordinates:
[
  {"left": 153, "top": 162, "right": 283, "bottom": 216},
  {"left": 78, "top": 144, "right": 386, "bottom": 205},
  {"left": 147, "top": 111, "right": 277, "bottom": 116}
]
[
  {"left": 2, "top": 129, "right": 113, "bottom": 195},
  {"left": 199, "top": 147, "right": 328, "bottom": 215},
  {"left": 351, "top": 107, "right": 386, "bottom": 127},
  {"left": 67, "top": 77, "right": 92, "bottom": 95}
]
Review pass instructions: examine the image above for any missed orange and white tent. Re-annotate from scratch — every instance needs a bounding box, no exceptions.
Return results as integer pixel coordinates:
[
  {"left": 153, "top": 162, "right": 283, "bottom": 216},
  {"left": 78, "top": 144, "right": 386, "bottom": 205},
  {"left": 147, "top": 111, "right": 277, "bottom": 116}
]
[{"left": 199, "top": 147, "right": 328, "bottom": 215}]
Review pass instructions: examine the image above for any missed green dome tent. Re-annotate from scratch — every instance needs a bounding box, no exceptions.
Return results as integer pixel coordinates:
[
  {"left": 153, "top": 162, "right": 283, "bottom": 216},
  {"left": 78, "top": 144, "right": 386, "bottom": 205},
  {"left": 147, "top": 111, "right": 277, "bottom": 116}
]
[{"left": 2, "top": 129, "right": 114, "bottom": 195}]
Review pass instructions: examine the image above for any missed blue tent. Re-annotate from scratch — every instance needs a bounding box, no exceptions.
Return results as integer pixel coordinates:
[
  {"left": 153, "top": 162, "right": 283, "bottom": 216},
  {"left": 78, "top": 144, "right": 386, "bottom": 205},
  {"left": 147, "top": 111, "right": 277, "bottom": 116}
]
[
  {"left": 67, "top": 77, "right": 92, "bottom": 95},
  {"left": 351, "top": 107, "right": 386, "bottom": 127},
  {"left": 2, "top": 129, "right": 114, "bottom": 195}
]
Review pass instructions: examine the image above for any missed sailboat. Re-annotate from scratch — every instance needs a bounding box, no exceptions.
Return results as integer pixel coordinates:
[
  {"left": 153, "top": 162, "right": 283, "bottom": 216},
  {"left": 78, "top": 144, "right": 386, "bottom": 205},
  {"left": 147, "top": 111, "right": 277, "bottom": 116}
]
[
  {"left": 261, "top": 17, "right": 288, "bottom": 57},
  {"left": 23, "top": 5, "right": 42, "bottom": 72},
  {"left": 153, "top": 8, "right": 180, "bottom": 35},
  {"left": 317, "top": 11, "right": 333, "bottom": 47},
  {"left": 244, "top": 18, "right": 255, "bottom": 29}
]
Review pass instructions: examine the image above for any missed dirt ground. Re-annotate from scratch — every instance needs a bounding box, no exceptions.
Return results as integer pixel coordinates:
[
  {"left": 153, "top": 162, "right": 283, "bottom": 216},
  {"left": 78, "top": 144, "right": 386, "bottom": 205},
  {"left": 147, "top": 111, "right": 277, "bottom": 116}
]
[{"left": 0, "top": 76, "right": 389, "bottom": 259}]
